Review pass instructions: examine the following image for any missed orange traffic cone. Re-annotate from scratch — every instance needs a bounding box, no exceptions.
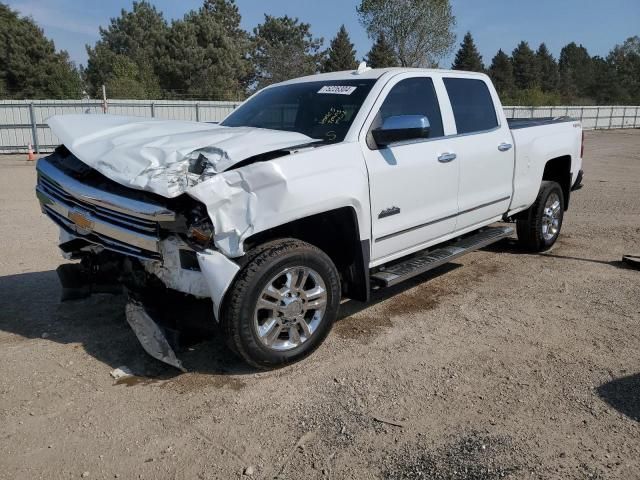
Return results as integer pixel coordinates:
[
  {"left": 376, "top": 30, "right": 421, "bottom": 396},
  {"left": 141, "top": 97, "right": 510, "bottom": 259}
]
[{"left": 27, "top": 144, "right": 35, "bottom": 161}]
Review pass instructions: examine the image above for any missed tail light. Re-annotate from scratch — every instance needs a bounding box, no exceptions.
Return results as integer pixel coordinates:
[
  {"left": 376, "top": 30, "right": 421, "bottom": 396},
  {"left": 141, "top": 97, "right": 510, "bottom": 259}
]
[{"left": 580, "top": 131, "right": 585, "bottom": 158}]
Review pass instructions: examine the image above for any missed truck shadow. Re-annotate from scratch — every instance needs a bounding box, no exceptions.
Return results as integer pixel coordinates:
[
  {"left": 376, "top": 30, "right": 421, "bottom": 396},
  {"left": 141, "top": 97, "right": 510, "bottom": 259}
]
[
  {"left": 0, "top": 269, "right": 253, "bottom": 378},
  {"left": 483, "top": 237, "right": 631, "bottom": 269},
  {"left": 597, "top": 373, "right": 640, "bottom": 422},
  {"left": 0, "top": 264, "right": 463, "bottom": 380},
  {"left": 337, "top": 262, "right": 461, "bottom": 320}
]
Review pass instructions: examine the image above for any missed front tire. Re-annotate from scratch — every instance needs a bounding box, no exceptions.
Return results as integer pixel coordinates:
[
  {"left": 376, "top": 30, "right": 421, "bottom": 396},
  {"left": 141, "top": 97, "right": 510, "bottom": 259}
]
[
  {"left": 221, "top": 239, "right": 341, "bottom": 369},
  {"left": 516, "top": 180, "right": 564, "bottom": 252}
]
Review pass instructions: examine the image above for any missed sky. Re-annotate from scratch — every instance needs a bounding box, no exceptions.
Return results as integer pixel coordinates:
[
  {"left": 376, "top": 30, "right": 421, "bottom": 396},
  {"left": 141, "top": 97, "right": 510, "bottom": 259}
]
[{"left": 6, "top": 0, "right": 640, "bottom": 69}]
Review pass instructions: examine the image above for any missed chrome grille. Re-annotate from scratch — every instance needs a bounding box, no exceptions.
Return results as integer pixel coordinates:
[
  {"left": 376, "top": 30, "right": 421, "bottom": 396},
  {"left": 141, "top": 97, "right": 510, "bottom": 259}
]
[
  {"left": 38, "top": 174, "right": 158, "bottom": 235},
  {"left": 36, "top": 156, "right": 177, "bottom": 261},
  {"left": 42, "top": 204, "right": 162, "bottom": 260}
]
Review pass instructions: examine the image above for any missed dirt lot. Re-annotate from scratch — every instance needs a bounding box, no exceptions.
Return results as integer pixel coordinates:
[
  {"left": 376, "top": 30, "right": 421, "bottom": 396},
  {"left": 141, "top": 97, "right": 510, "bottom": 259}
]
[{"left": 1, "top": 129, "right": 639, "bottom": 480}]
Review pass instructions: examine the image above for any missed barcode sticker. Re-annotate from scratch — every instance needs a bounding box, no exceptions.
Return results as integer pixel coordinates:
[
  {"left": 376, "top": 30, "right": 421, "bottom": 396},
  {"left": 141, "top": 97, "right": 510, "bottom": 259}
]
[{"left": 318, "top": 86, "right": 357, "bottom": 95}]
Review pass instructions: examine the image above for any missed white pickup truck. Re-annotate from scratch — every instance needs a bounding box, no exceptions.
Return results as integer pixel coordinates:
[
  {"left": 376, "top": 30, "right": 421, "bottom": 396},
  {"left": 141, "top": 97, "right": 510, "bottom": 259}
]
[{"left": 36, "top": 67, "right": 584, "bottom": 370}]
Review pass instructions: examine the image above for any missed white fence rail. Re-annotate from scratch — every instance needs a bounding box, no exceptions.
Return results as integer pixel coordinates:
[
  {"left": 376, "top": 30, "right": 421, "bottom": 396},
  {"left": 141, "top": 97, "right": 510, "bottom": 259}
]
[
  {"left": 504, "top": 106, "right": 640, "bottom": 131},
  {"left": 0, "top": 99, "right": 240, "bottom": 154},
  {"left": 1, "top": 100, "right": 638, "bottom": 154}
]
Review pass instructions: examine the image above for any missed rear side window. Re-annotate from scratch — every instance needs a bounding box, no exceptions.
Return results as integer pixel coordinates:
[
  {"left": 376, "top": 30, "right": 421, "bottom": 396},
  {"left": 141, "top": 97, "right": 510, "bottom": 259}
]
[
  {"left": 376, "top": 77, "right": 444, "bottom": 138},
  {"left": 444, "top": 78, "right": 498, "bottom": 134}
]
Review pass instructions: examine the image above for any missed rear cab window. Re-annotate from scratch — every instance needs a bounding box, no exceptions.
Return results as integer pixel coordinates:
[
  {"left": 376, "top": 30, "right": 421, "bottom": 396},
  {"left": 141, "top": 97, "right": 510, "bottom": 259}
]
[{"left": 443, "top": 78, "right": 498, "bottom": 135}]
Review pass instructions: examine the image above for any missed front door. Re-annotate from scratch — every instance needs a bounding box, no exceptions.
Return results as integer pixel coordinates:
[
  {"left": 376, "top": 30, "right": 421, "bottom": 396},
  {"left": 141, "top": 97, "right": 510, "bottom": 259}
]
[{"left": 361, "top": 75, "right": 460, "bottom": 263}]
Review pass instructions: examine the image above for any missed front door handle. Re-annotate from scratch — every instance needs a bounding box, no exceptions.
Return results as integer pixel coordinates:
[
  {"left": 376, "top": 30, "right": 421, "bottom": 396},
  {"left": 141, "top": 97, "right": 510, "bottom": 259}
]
[
  {"left": 438, "top": 152, "right": 457, "bottom": 163},
  {"left": 498, "top": 142, "right": 513, "bottom": 152}
]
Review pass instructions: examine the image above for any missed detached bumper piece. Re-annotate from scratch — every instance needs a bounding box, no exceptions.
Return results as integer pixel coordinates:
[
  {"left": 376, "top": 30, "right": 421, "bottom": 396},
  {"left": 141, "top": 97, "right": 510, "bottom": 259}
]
[
  {"left": 125, "top": 296, "right": 187, "bottom": 372},
  {"left": 622, "top": 255, "right": 640, "bottom": 270},
  {"left": 571, "top": 169, "right": 584, "bottom": 191},
  {"left": 56, "top": 264, "right": 186, "bottom": 371}
]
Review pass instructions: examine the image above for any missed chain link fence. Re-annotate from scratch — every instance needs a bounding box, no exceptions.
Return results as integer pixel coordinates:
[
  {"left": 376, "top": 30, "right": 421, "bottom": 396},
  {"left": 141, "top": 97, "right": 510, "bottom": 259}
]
[{"left": 1, "top": 99, "right": 638, "bottom": 154}]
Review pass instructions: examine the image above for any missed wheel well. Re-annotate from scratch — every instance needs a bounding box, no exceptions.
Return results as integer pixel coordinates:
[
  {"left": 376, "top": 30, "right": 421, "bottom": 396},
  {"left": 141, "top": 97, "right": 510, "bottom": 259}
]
[
  {"left": 243, "top": 207, "right": 370, "bottom": 302},
  {"left": 542, "top": 155, "right": 572, "bottom": 210}
]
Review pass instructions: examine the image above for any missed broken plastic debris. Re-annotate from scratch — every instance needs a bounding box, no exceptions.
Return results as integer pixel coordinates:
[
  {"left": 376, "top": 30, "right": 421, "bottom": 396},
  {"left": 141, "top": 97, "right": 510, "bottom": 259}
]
[
  {"left": 110, "top": 366, "right": 133, "bottom": 380},
  {"left": 622, "top": 254, "right": 640, "bottom": 269},
  {"left": 142, "top": 237, "right": 210, "bottom": 298}
]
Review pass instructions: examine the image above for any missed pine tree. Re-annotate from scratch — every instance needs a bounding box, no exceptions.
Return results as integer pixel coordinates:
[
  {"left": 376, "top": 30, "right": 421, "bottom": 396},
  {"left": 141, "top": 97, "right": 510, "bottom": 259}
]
[
  {"left": 590, "top": 56, "right": 624, "bottom": 104},
  {"left": 558, "top": 42, "right": 593, "bottom": 101},
  {"left": 323, "top": 25, "right": 358, "bottom": 72},
  {"left": 0, "top": 3, "right": 82, "bottom": 98},
  {"left": 250, "top": 15, "right": 324, "bottom": 89},
  {"left": 512, "top": 41, "right": 540, "bottom": 90},
  {"left": 159, "top": 0, "right": 252, "bottom": 100},
  {"left": 451, "top": 32, "right": 484, "bottom": 72},
  {"left": 85, "top": 1, "right": 168, "bottom": 98},
  {"left": 489, "top": 49, "right": 515, "bottom": 98},
  {"left": 536, "top": 43, "right": 559, "bottom": 93},
  {"left": 607, "top": 36, "right": 640, "bottom": 104},
  {"left": 365, "top": 32, "right": 398, "bottom": 68},
  {"left": 104, "top": 56, "right": 151, "bottom": 98}
]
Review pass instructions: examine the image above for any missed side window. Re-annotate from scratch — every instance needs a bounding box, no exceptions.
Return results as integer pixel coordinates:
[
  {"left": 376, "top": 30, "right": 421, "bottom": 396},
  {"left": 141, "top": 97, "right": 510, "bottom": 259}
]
[
  {"left": 443, "top": 78, "right": 498, "bottom": 134},
  {"left": 375, "top": 77, "right": 445, "bottom": 139}
]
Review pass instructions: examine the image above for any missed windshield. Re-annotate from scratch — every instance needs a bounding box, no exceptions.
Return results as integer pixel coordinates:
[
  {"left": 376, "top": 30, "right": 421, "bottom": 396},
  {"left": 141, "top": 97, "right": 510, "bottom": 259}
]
[{"left": 221, "top": 79, "right": 377, "bottom": 144}]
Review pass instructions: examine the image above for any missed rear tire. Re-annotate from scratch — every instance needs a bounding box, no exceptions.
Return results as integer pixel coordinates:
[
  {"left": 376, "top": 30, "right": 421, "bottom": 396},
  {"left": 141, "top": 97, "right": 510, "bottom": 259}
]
[
  {"left": 516, "top": 180, "right": 564, "bottom": 252},
  {"left": 221, "top": 239, "right": 341, "bottom": 369}
]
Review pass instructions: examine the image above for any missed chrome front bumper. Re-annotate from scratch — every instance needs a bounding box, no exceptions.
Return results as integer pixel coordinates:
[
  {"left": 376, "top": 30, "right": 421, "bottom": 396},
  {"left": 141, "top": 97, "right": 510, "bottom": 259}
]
[{"left": 36, "top": 157, "right": 176, "bottom": 260}]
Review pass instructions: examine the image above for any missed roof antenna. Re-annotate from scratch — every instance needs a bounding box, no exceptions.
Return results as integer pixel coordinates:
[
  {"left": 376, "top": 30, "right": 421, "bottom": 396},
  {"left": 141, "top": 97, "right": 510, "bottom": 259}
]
[{"left": 355, "top": 61, "right": 371, "bottom": 75}]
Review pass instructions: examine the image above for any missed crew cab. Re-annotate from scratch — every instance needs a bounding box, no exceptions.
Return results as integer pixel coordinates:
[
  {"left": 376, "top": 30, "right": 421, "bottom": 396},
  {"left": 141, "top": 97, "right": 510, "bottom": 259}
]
[{"left": 35, "top": 66, "right": 584, "bottom": 370}]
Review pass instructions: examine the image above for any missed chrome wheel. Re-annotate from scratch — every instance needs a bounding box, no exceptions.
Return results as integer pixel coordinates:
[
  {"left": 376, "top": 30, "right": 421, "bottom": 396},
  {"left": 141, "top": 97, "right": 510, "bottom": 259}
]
[
  {"left": 541, "top": 192, "right": 562, "bottom": 241},
  {"left": 254, "top": 266, "right": 327, "bottom": 351}
]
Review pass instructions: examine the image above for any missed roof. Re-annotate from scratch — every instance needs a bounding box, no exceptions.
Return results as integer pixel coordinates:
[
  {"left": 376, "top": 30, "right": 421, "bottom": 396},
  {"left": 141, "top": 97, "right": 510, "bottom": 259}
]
[{"left": 276, "top": 67, "right": 483, "bottom": 85}]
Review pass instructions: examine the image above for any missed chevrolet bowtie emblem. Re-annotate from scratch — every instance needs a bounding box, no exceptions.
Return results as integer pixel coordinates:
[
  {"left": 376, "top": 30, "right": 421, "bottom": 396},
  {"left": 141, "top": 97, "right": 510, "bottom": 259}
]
[{"left": 68, "top": 210, "right": 95, "bottom": 231}]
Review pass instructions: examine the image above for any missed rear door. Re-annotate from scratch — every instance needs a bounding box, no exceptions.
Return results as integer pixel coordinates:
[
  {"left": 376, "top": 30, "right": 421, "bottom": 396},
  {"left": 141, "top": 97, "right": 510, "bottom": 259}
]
[{"left": 441, "top": 76, "right": 515, "bottom": 231}]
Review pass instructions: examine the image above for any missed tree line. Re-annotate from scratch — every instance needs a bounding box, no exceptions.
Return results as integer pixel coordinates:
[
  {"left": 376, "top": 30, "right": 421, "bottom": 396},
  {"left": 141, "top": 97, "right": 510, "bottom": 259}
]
[
  {"left": 452, "top": 32, "right": 640, "bottom": 105},
  {"left": 1, "top": 0, "right": 638, "bottom": 105}
]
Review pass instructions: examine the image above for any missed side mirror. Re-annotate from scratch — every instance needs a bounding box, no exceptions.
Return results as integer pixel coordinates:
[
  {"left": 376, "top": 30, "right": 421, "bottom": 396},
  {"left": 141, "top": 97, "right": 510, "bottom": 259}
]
[{"left": 372, "top": 115, "right": 431, "bottom": 147}]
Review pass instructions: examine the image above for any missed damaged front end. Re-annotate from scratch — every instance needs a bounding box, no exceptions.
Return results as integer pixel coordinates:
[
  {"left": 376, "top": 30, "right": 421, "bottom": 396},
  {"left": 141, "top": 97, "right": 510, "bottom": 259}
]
[{"left": 36, "top": 148, "right": 241, "bottom": 370}]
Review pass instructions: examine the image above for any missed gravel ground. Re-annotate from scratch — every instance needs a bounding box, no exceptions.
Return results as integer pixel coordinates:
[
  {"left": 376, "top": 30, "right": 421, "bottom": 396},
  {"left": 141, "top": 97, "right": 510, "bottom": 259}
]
[{"left": 0, "top": 129, "right": 639, "bottom": 480}]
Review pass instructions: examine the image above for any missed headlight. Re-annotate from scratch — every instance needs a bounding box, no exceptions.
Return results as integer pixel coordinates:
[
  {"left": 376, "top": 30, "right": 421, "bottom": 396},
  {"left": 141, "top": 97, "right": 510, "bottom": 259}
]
[
  {"left": 186, "top": 205, "right": 214, "bottom": 248},
  {"left": 187, "top": 219, "right": 214, "bottom": 247}
]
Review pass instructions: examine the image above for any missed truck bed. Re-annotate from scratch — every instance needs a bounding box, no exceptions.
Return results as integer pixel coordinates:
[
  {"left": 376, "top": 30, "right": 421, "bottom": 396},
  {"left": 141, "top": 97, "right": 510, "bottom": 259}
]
[
  {"left": 507, "top": 117, "right": 575, "bottom": 130},
  {"left": 508, "top": 116, "right": 583, "bottom": 212}
]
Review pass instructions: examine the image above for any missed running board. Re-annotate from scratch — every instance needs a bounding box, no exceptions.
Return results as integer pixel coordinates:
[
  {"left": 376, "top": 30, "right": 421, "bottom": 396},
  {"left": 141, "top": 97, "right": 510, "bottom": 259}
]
[{"left": 371, "top": 226, "right": 514, "bottom": 287}]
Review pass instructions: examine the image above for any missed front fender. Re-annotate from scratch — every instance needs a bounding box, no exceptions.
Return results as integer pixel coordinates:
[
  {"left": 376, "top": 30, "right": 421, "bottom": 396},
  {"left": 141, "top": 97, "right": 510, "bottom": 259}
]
[{"left": 187, "top": 142, "right": 371, "bottom": 259}]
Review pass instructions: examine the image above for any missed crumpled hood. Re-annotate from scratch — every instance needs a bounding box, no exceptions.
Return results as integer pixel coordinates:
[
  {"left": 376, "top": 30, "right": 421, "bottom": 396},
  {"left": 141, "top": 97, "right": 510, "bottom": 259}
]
[{"left": 47, "top": 114, "right": 315, "bottom": 198}]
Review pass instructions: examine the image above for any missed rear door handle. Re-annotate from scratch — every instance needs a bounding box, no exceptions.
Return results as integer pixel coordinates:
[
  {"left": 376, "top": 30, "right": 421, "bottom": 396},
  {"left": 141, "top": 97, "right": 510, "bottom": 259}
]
[
  {"left": 498, "top": 143, "right": 513, "bottom": 152},
  {"left": 438, "top": 152, "right": 457, "bottom": 163}
]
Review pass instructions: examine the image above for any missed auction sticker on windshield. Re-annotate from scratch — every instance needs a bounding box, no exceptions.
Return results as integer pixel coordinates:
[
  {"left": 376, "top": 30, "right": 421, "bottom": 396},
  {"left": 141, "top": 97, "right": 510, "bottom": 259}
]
[{"left": 318, "top": 86, "right": 357, "bottom": 95}]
